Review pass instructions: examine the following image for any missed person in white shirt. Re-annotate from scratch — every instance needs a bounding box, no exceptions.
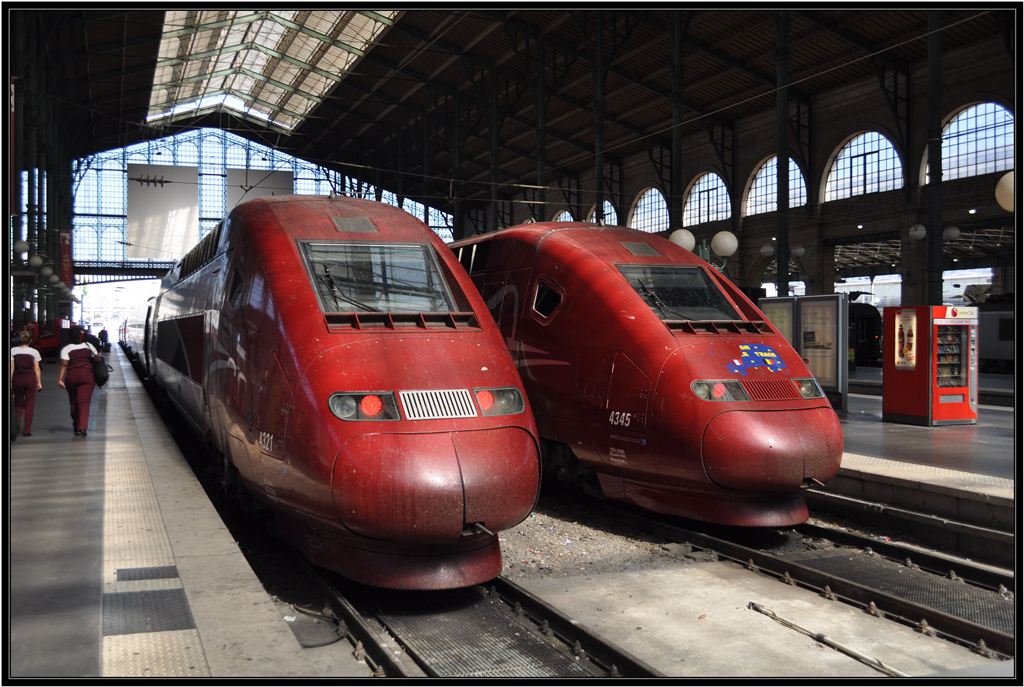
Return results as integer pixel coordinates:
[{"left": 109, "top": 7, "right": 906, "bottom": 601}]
[
  {"left": 11, "top": 330, "right": 43, "bottom": 436},
  {"left": 57, "top": 326, "right": 99, "bottom": 437}
]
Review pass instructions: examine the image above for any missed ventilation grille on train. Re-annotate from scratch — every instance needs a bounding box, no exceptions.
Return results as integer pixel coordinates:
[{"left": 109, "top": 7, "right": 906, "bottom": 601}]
[
  {"left": 399, "top": 389, "right": 478, "bottom": 420},
  {"left": 325, "top": 312, "right": 479, "bottom": 330},
  {"left": 741, "top": 379, "right": 802, "bottom": 401},
  {"left": 663, "top": 320, "right": 773, "bottom": 334}
]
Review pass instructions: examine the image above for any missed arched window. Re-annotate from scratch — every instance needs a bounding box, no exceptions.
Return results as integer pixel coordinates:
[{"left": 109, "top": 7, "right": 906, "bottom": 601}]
[
  {"left": 629, "top": 188, "right": 669, "bottom": 233},
  {"left": 922, "top": 102, "right": 1015, "bottom": 183},
  {"left": 586, "top": 200, "right": 618, "bottom": 225},
  {"left": 402, "top": 197, "right": 426, "bottom": 221},
  {"left": 682, "top": 172, "right": 731, "bottom": 226},
  {"left": 744, "top": 157, "right": 807, "bottom": 216},
  {"left": 823, "top": 131, "right": 903, "bottom": 202},
  {"left": 428, "top": 207, "right": 453, "bottom": 243},
  {"left": 552, "top": 209, "right": 573, "bottom": 222}
]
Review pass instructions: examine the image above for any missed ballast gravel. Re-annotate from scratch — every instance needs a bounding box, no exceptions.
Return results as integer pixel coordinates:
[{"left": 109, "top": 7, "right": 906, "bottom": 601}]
[{"left": 498, "top": 494, "right": 691, "bottom": 580}]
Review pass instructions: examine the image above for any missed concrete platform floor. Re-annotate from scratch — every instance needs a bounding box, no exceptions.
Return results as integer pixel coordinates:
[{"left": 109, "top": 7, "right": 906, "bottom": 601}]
[{"left": 520, "top": 562, "right": 1013, "bottom": 678}]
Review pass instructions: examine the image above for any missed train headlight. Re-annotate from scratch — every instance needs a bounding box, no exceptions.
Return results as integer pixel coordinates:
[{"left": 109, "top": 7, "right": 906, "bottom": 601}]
[
  {"left": 690, "top": 380, "right": 749, "bottom": 402},
  {"left": 474, "top": 387, "right": 524, "bottom": 416},
  {"left": 328, "top": 392, "right": 400, "bottom": 421},
  {"left": 794, "top": 378, "right": 825, "bottom": 399}
]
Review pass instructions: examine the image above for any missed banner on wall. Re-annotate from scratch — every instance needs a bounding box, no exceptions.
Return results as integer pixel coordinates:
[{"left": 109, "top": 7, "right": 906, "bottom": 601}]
[{"left": 59, "top": 230, "right": 73, "bottom": 284}]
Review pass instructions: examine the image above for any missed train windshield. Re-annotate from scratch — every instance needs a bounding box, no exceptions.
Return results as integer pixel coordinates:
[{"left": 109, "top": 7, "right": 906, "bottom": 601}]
[
  {"left": 302, "top": 242, "right": 459, "bottom": 313},
  {"left": 618, "top": 265, "right": 740, "bottom": 321}
]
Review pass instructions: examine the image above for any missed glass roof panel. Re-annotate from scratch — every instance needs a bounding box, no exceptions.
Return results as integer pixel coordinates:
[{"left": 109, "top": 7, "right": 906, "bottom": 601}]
[{"left": 148, "top": 10, "right": 400, "bottom": 132}]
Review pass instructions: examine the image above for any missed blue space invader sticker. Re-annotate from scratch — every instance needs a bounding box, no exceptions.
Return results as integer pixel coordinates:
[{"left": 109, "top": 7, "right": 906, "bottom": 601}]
[{"left": 728, "top": 344, "right": 786, "bottom": 376}]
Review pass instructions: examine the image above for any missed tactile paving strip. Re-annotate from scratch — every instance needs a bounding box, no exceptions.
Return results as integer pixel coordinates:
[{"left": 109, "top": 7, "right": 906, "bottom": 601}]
[
  {"left": 799, "top": 553, "right": 1014, "bottom": 635},
  {"left": 379, "top": 599, "right": 592, "bottom": 677},
  {"left": 103, "top": 629, "right": 210, "bottom": 677},
  {"left": 100, "top": 352, "right": 210, "bottom": 676}
]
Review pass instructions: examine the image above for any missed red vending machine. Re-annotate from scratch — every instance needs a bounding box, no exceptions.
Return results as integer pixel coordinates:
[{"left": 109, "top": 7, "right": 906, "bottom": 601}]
[{"left": 882, "top": 305, "right": 978, "bottom": 425}]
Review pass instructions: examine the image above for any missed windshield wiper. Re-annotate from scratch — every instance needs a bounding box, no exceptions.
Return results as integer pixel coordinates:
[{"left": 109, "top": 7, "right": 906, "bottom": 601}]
[
  {"left": 323, "top": 266, "right": 378, "bottom": 312},
  {"left": 637, "top": 279, "right": 691, "bottom": 320}
]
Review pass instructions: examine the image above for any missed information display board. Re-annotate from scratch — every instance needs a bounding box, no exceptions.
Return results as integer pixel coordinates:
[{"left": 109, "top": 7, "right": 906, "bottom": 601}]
[
  {"left": 759, "top": 294, "right": 848, "bottom": 413},
  {"left": 800, "top": 297, "right": 839, "bottom": 388},
  {"left": 758, "top": 297, "right": 795, "bottom": 346}
]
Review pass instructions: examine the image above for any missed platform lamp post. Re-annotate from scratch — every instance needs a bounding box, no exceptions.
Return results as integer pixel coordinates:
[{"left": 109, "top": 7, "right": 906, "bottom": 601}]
[
  {"left": 995, "top": 170, "right": 1014, "bottom": 213},
  {"left": 670, "top": 229, "right": 738, "bottom": 270}
]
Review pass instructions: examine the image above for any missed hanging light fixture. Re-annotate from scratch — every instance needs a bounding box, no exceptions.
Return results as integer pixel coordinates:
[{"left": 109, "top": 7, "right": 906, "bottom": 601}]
[
  {"left": 710, "top": 231, "right": 738, "bottom": 258},
  {"left": 14, "top": 240, "right": 29, "bottom": 254},
  {"left": 40, "top": 266, "right": 53, "bottom": 277},
  {"left": 908, "top": 224, "right": 926, "bottom": 240},
  {"left": 29, "top": 254, "right": 44, "bottom": 268},
  {"left": 668, "top": 229, "right": 696, "bottom": 251},
  {"left": 943, "top": 225, "right": 960, "bottom": 241}
]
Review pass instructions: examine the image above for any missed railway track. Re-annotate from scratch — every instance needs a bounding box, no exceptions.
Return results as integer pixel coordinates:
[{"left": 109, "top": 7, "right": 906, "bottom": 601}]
[
  {"left": 313, "top": 572, "right": 664, "bottom": 678},
  {"left": 806, "top": 488, "right": 1013, "bottom": 568},
  {"left": 598, "top": 501, "right": 1014, "bottom": 659}
]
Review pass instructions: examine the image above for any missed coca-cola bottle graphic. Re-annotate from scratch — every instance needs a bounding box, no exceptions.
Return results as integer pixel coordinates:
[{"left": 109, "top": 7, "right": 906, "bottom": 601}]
[
  {"left": 897, "top": 323, "right": 905, "bottom": 359},
  {"left": 905, "top": 323, "right": 914, "bottom": 362}
]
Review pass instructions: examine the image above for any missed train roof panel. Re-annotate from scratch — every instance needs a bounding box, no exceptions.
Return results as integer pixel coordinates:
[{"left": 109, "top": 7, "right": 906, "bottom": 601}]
[
  {"left": 231, "top": 194, "right": 436, "bottom": 244},
  {"left": 457, "top": 222, "right": 706, "bottom": 267}
]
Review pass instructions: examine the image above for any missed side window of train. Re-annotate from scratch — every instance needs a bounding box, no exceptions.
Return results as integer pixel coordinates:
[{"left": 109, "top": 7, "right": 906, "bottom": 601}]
[
  {"left": 457, "top": 246, "right": 473, "bottom": 272},
  {"left": 227, "top": 266, "right": 245, "bottom": 310},
  {"left": 469, "top": 243, "right": 491, "bottom": 276},
  {"left": 532, "top": 279, "right": 564, "bottom": 320}
]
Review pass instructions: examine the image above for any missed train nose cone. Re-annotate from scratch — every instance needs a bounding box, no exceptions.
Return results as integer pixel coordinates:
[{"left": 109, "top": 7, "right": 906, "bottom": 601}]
[
  {"left": 701, "top": 408, "right": 843, "bottom": 492},
  {"left": 332, "top": 428, "right": 539, "bottom": 543}
]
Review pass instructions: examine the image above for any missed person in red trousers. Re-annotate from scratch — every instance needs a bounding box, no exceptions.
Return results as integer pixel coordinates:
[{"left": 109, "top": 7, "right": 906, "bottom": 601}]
[
  {"left": 11, "top": 330, "right": 43, "bottom": 436},
  {"left": 58, "top": 326, "right": 99, "bottom": 437}
]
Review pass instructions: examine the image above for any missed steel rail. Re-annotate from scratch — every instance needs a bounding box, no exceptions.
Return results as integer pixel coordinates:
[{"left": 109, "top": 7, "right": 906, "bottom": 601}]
[
  {"left": 796, "top": 521, "right": 1013, "bottom": 592},
  {"left": 312, "top": 573, "right": 427, "bottom": 678},
  {"left": 490, "top": 576, "right": 665, "bottom": 678},
  {"left": 607, "top": 504, "right": 1015, "bottom": 658}
]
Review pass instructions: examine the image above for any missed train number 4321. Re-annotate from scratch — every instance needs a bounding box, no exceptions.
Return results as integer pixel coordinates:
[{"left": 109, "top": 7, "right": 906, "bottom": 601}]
[{"left": 608, "top": 411, "right": 632, "bottom": 427}]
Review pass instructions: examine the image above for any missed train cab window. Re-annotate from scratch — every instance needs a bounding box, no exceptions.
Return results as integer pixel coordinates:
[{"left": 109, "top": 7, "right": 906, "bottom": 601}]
[
  {"left": 301, "top": 242, "right": 463, "bottom": 313},
  {"left": 533, "top": 280, "right": 563, "bottom": 318},
  {"left": 617, "top": 265, "right": 739, "bottom": 321}
]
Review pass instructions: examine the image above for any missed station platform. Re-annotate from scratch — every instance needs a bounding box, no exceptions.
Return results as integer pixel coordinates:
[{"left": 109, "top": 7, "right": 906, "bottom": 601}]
[
  {"left": 7, "top": 347, "right": 367, "bottom": 679},
  {"left": 6, "top": 347, "right": 1015, "bottom": 678}
]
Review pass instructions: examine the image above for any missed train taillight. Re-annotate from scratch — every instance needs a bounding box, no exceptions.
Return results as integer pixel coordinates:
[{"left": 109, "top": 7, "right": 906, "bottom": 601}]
[
  {"left": 329, "top": 392, "right": 400, "bottom": 421},
  {"left": 474, "top": 387, "right": 525, "bottom": 416},
  {"left": 690, "top": 380, "right": 749, "bottom": 402}
]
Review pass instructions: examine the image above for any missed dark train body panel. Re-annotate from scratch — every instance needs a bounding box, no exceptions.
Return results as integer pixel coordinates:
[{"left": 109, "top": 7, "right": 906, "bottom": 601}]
[
  {"left": 143, "top": 195, "right": 540, "bottom": 589},
  {"left": 452, "top": 222, "right": 843, "bottom": 526}
]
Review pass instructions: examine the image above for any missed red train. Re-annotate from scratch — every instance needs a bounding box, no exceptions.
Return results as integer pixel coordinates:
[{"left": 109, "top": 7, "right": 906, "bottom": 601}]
[
  {"left": 139, "top": 195, "right": 540, "bottom": 589},
  {"left": 451, "top": 222, "right": 843, "bottom": 526}
]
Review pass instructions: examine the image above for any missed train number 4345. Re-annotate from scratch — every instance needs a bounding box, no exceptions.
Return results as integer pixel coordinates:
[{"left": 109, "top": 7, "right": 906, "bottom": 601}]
[{"left": 608, "top": 411, "right": 632, "bottom": 427}]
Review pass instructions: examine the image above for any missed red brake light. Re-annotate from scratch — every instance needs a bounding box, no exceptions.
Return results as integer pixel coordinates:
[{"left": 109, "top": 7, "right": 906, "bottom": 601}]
[
  {"left": 712, "top": 382, "right": 727, "bottom": 399},
  {"left": 359, "top": 395, "right": 383, "bottom": 417},
  {"left": 476, "top": 389, "right": 494, "bottom": 411}
]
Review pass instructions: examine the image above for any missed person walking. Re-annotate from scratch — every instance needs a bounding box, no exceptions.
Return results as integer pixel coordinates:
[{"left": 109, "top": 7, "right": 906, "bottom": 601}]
[
  {"left": 11, "top": 330, "right": 43, "bottom": 436},
  {"left": 58, "top": 326, "right": 99, "bottom": 437}
]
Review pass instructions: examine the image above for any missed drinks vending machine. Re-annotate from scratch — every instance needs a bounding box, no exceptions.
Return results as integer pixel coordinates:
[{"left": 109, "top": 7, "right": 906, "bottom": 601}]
[{"left": 882, "top": 305, "right": 978, "bottom": 425}]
